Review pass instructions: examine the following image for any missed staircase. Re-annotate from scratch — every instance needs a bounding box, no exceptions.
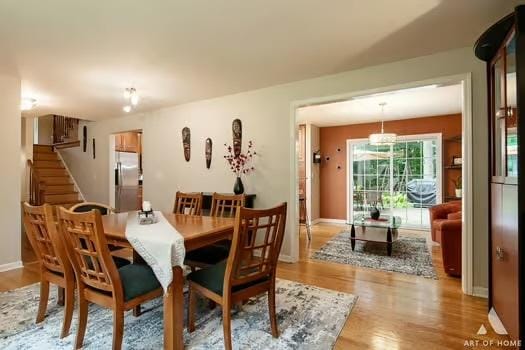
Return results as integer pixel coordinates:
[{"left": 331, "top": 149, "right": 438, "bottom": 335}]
[{"left": 30, "top": 144, "right": 83, "bottom": 207}]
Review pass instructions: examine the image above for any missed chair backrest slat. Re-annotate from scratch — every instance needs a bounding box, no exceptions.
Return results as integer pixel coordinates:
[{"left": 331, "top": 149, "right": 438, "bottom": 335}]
[
  {"left": 225, "top": 203, "right": 287, "bottom": 288},
  {"left": 173, "top": 191, "right": 202, "bottom": 215},
  {"left": 58, "top": 207, "right": 122, "bottom": 295},
  {"left": 210, "top": 193, "right": 245, "bottom": 218},
  {"left": 23, "top": 203, "right": 65, "bottom": 274}
]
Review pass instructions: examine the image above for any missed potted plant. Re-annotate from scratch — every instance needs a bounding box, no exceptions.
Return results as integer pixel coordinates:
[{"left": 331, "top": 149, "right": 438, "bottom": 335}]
[
  {"left": 224, "top": 140, "right": 256, "bottom": 194},
  {"left": 453, "top": 175, "right": 462, "bottom": 198}
]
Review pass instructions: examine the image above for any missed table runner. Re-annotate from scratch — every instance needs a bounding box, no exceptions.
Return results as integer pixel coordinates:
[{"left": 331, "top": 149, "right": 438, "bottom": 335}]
[{"left": 125, "top": 211, "right": 185, "bottom": 292}]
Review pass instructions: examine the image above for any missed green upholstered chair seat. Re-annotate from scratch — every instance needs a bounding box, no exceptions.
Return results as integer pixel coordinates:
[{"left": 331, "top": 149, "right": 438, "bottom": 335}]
[
  {"left": 187, "top": 260, "right": 269, "bottom": 296},
  {"left": 118, "top": 264, "right": 161, "bottom": 301},
  {"left": 185, "top": 243, "right": 230, "bottom": 266}
]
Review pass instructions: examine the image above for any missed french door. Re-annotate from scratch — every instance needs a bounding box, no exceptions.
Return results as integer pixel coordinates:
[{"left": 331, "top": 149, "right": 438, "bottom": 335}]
[{"left": 347, "top": 134, "right": 442, "bottom": 229}]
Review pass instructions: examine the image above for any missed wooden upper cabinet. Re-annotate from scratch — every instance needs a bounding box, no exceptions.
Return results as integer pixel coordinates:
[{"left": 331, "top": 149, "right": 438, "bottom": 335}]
[{"left": 115, "top": 132, "right": 140, "bottom": 153}]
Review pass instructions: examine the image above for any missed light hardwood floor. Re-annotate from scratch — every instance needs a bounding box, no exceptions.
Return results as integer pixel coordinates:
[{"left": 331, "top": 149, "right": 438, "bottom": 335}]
[
  {"left": 277, "top": 223, "right": 508, "bottom": 350},
  {"left": 1, "top": 223, "right": 507, "bottom": 349}
]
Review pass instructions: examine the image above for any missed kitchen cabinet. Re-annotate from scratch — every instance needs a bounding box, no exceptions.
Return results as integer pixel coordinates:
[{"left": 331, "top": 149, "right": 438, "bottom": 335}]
[{"left": 115, "top": 132, "right": 141, "bottom": 153}]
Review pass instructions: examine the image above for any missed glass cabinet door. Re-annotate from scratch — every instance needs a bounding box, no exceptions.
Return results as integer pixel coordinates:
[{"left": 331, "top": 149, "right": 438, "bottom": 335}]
[
  {"left": 493, "top": 55, "right": 506, "bottom": 178},
  {"left": 506, "top": 34, "right": 518, "bottom": 178}
]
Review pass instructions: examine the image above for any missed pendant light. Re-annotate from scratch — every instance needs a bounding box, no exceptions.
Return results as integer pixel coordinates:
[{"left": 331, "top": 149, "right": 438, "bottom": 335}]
[{"left": 369, "top": 102, "right": 397, "bottom": 146}]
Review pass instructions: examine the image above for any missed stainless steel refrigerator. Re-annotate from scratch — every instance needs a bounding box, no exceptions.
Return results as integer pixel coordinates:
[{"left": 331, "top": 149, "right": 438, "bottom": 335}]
[{"left": 115, "top": 152, "right": 141, "bottom": 212}]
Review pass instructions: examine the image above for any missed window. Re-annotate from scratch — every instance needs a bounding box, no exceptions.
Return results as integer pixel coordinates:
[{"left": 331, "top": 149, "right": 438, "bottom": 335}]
[{"left": 348, "top": 135, "right": 441, "bottom": 229}]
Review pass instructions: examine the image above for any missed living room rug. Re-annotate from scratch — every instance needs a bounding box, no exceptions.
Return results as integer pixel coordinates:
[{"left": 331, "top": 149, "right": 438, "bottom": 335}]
[
  {"left": 312, "top": 230, "right": 438, "bottom": 279},
  {"left": 0, "top": 279, "right": 356, "bottom": 349}
]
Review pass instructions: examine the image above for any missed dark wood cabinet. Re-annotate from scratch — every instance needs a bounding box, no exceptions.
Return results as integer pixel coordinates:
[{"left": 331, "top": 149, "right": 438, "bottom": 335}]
[{"left": 475, "top": 6, "right": 523, "bottom": 342}]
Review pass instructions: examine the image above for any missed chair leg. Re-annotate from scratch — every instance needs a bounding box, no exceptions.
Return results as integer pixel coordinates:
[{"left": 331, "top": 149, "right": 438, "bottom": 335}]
[
  {"left": 187, "top": 285, "right": 196, "bottom": 333},
  {"left": 75, "top": 296, "right": 88, "bottom": 350},
  {"left": 222, "top": 298, "right": 232, "bottom": 350},
  {"left": 268, "top": 285, "right": 279, "bottom": 337},
  {"left": 132, "top": 305, "right": 141, "bottom": 317},
  {"left": 60, "top": 284, "right": 74, "bottom": 338},
  {"left": 57, "top": 286, "right": 65, "bottom": 306},
  {"left": 36, "top": 280, "right": 50, "bottom": 323},
  {"left": 112, "top": 309, "right": 124, "bottom": 350}
]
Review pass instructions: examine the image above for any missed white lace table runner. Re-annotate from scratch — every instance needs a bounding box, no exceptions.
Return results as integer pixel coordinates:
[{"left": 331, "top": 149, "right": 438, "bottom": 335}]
[{"left": 125, "top": 211, "right": 185, "bottom": 292}]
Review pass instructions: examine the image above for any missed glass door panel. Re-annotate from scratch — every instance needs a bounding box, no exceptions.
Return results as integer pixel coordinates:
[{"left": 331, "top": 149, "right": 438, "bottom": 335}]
[
  {"left": 506, "top": 34, "right": 518, "bottom": 177},
  {"left": 350, "top": 136, "right": 439, "bottom": 229},
  {"left": 493, "top": 55, "right": 506, "bottom": 177}
]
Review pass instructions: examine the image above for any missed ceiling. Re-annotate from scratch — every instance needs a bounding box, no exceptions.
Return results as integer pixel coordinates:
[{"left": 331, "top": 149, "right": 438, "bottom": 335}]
[
  {"left": 0, "top": 0, "right": 521, "bottom": 120},
  {"left": 296, "top": 84, "right": 462, "bottom": 126}
]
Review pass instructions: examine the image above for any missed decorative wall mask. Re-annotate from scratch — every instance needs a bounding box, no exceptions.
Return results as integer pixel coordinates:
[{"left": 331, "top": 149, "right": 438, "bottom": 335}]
[
  {"left": 182, "top": 127, "right": 191, "bottom": 161},
  {"left": 232, "top": 118, "right": 242, "bottom": 157},
  {"left": 92, "top": 138, "right": 96, "bottom": 159},
  {"left": 205, "top": 138, "right": 212, "bottom": 169},
  {"left": 83, "top": 126, "right": 87, "bottom": 152}
]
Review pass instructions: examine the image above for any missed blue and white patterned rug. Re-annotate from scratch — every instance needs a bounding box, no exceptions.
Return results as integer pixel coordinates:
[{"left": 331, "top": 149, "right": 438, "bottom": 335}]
[
  {"left": 312, "top": 230, "right": 438, "bottom": 279},
  {"left": 0, "top": 279, "right": 356, "bottom": 349}
]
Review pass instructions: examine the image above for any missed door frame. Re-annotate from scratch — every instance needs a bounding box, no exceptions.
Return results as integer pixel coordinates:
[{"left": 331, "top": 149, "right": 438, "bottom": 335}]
[
  {"left": 290, "top": 73, "right": 474, "bottom": 295},
  {"left": 346, "top": 133, "right": 443, "bottom": 229}
]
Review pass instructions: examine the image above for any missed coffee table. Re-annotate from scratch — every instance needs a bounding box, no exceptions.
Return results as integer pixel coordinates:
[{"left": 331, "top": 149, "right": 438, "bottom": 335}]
[{"left": 350, "top": 214, "right": 402, "bottom": 256}]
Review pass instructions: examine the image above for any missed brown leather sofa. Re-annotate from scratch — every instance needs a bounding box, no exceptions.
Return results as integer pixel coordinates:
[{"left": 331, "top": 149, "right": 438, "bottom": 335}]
[
  {"left": 429, "top": 200, "right": 461, "bottom": 243},
  {"left": 429, "top": 201, "right": 462, "bottom": 277}
]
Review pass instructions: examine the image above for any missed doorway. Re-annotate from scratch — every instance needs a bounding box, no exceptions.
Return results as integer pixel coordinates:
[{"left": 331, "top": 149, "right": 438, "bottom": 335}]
[
  {"left": 291, "top": 74, "right": 474, "bottom": 294},
  {"left": 109, "top": 130, "right": 143, "bottom": 212}
]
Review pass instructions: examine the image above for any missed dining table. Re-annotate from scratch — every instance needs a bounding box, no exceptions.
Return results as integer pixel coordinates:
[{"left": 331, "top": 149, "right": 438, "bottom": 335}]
[{"left": 101, "top": 212, "right": 235, "bottom": 350}]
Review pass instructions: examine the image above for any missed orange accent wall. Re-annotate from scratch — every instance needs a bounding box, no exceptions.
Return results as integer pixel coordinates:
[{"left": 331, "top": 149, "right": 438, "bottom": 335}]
[{"left": 319, "top": 114, "right": 462, "bottom": 220}]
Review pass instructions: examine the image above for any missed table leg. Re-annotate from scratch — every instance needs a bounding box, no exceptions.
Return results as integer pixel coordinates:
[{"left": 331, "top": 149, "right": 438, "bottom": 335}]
[
  {"left": 164, "top": 266, "right": 184, "bottom": 350},
  {"left": 387, "top": 227, "right": 392, "bottom": 256},
  {"left": 350, "top": 224, "right": 356, "bottom": 251}
]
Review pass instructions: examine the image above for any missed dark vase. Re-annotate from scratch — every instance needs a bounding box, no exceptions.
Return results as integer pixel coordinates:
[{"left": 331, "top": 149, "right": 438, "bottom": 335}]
[
  {"left": 233, "top": 176, "right": 244, "bottom": 194},
  {"left": 370, "top": 206, "right": 380, "bottom": 220}
]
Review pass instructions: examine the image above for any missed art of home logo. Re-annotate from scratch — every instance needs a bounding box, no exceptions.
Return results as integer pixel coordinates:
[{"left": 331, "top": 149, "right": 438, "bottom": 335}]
[{"left": 464, "top": 308, "right": 521, "bottom": 348}]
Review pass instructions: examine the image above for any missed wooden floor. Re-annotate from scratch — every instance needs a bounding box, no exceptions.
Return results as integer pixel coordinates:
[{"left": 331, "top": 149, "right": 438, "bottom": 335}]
[
  {"left": 277, "top": 224, "right": 508, "bottom": 350},
  {"left": 0, "top": 223, "right": 507, "bottom": 349}
]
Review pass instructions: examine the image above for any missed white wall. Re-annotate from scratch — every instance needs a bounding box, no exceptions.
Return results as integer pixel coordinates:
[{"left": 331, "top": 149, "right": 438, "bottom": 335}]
[
  {"left": 306, "top": 124, "right": 320, "bottom": 223},
  {"left": 37, "top": 115, "right": 54, "bottom": 145},
  {"left": 60, "top": 47, "right": 489, "bottom": 287},
  {"left": 0, "top": 75, "right": 21, "bottom": 269}
]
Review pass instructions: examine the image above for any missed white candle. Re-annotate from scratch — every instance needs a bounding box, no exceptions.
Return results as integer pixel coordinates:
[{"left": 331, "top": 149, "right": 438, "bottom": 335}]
[{"left": 142, "top": 201, "right": 151, "bottom": 212}]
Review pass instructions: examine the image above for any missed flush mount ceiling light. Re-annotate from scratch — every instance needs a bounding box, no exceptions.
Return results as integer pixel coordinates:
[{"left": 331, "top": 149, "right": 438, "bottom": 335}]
[
  {"left": 123, "top": 88, "right": 139, "bottom": 112},
  {"left": 369, "top": 102, "right": 397, "bottom": 146},
  {"left": 21, "top": 97, "right": 37, "bottom": 111}
]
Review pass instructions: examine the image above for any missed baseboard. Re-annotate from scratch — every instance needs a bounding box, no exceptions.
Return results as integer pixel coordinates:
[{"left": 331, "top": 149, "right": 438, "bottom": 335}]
[
  {"left": 0, "top": 261, "right": 23, "bottom": 272},
  {"left": 473, "top": 286, "right": 489, "bottom": 298},
  {"left": 318, "top": 218, "right": 347, "bottom": 225},
  {"left": 310, "top": 218, "right": 321, "bottom": 225}
]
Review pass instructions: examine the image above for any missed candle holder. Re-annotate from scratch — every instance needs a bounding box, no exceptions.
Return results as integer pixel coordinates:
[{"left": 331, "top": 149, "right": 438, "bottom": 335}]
[{"left": 138, "top": 210, "right": 157, "bottom": 225}]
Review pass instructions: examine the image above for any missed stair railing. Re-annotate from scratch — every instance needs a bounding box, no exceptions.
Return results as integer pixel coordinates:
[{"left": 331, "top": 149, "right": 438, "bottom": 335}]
[
  {"left": 53, "top": 115, "right": 79, "bottom": 145},
  {"left": 27, "top": 160, "right": 46, "bottom": 205}
]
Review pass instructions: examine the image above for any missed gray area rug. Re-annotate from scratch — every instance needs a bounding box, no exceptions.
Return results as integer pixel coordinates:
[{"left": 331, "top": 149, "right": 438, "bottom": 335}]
[
  {"left": 0, "top": 279, "right": 356, "bottom": 349},
  {"left": 312, "top": 230, "right": 437, "bottom": 279}
]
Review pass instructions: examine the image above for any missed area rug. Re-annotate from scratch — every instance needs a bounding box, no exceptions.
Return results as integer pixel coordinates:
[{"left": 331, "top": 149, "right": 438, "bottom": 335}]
[
  {"left": 0, "top": 279, "right": 356, "bottom": 349},
  {"left": 312, "top": 230, "right": 437, "bottom": 279}
]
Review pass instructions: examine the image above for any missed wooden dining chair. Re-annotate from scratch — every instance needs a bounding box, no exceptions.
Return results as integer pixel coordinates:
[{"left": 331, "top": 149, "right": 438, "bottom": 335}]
[
  {"left": 187, "top": 202, "right": 288, "bottom": 350},
  {"left": 173, "top": 191, "right": 202, "bottom": 215},
  {"left": 70, "top": 201, "right": 114, "bottom": 215},
  {"left": 71, "top": 201, "right": 132, "bottom": 261},
  {"left": 57, "top": 207, "right": 163, "bottom": 350},
  {"left": 185, "top": 193, "right": 245, "bottom": 270},
  {"left": 22, "top": 202, "right": 75, "bottom": 339}
]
